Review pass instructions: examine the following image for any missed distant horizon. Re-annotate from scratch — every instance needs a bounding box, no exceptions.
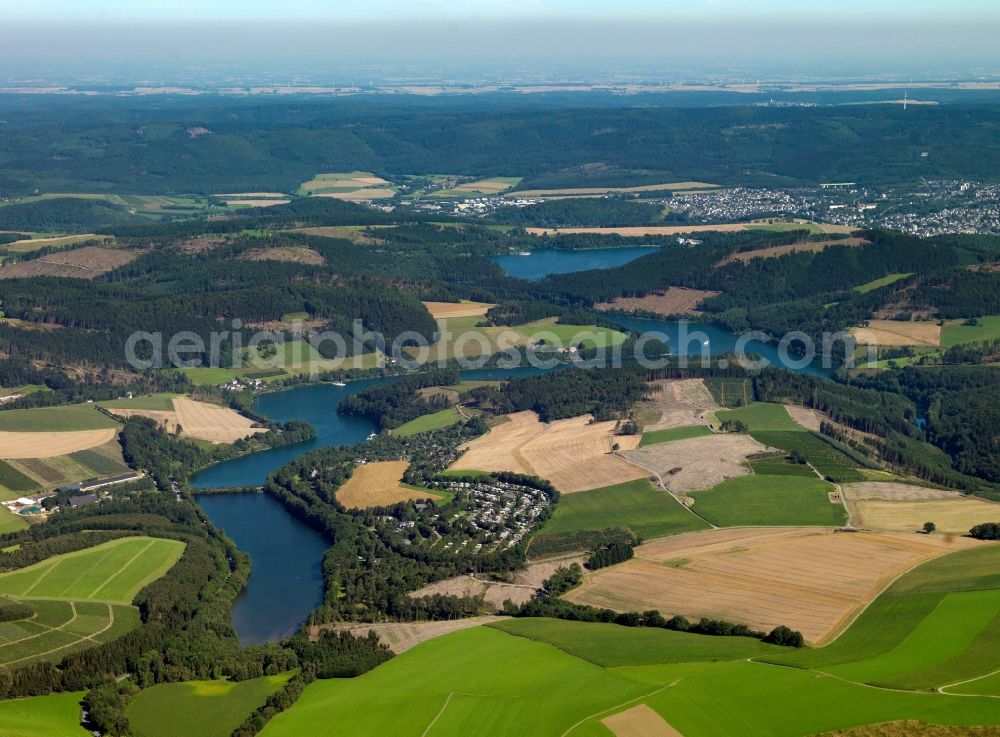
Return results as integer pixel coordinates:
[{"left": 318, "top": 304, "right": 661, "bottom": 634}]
[{"left": 1, "top": 1, "right": 999, "bottom": 84}]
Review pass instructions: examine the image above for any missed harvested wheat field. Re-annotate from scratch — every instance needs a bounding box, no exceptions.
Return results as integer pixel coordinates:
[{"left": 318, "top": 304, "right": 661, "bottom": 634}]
[
  {"left": 336, "top": 461, "right": 441, "bottom": 509},
  {"left": 595, "top": 287, "right": 720, "bottom": 317},
  {"left": 0, "top": 429, "right": 118, "bottom": 459},
  {"left": 450, "top": 411, "right": 647, "bottom": 493},
  {"left": 621, "top": 433, "right": 767, "bottom": 492},
  {"left": 719, "top": 238, "right": 868, "bottom": 265},
  {"left": 842, "top": 484, "right": 1000, "bottom": 534},
  {"left": 421, "top": 300, "right": 495, "bottom": 319},
  {"left": 638, "top": 379, "right": 719, "bottom": 431},
  {"left": 602, "top": 705, "right": 684, "bottom": 737},
  {"left": 850, "top": 320, "right": 941, "bottom": 348},
  {"left": 173, "top": 398, "right": 262, "bottom": 444},
  {"left": 312, "top": 616, "right": 506, "bottom": 654},
  {"left": 565, "top": 527, "right": 978, "bottom": 643},
  {"left": 0, "top": 247, "right": 138, "bottom": 280},
  {"left": 784, "top": 403, "right": 823, "bottom": 431},
  {"left": 240, "top": 246, "right": 324, "bottom": 265},
  {"left": 843, "top": 482, "right": 965, "bottom": 501}
]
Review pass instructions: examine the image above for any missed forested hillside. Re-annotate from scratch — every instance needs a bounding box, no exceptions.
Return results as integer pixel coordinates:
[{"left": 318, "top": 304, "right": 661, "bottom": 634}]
[{"left": 2, "top": 96, "right": 1000, "bottom": 194}]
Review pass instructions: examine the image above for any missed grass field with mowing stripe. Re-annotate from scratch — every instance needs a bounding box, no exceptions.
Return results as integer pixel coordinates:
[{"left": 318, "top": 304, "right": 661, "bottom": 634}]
[
  {"left": 491, "top": 618, "right": 783, "bottom": 666},
  {"left": 691, "top": 474, "right": 846, "bottom": 527},
  {"left": 257, "top": 622, "right": 1000, "bottom": 737},
  {"left": 639, "top": 425, "right": 713, "bottom": 446},
  {"left": 536, "top": 478, "right": 708, "bottom": 542},
  {"left": 0, "top": 537, "right": 185, "bottom": 605},
  {"left": 127, "top": 673, "right": 294, "bottom": 737}
]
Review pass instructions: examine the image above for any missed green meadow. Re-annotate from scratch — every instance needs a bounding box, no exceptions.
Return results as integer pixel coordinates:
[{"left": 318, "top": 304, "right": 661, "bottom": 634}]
[
  {"left": 258, "top": 619, "right": 1000, "bottom": 737},
  {"left": 941, "top": 316, "right": 1000, "bottom": 348},
  {"left": 98, "top": 393, "right": 179, "bottom": 411},
  {"left": 690, "top": 475, "right": 846, "bottom": 527},
  {"left": 535, "top": 478, "right": 708, "bottom": 542},
  {"left": 0, "top": 404, "right": 120, "bottom": 432},
  {"left": 127, "top": 673, "right": 294, "bottom": 737},
  {"left": 0, "top": 691, "right": 89, "bottom": 737},
  {"left": 393, "top": 408, "right": 464, "bottom": 437},
  {"left": 717, "top": 402, "right": 800, "bottom": 431},
  {"left": 638, "top": 425, "right": 713, "bottom": 446},
  {"left": 854, "top": 272, "right": 913, "bottom": 294},
  {"left": 0, "top": 537, "right": 185, "bottom": 605}
]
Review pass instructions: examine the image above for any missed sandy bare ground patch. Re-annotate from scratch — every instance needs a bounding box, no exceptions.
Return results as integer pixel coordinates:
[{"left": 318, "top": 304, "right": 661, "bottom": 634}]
[
  {"left": 719, "top": 238, "right": 868, "bottom": 265},
  {"left": 421, "top": 300, "right": 494, "bottom": 319},
  {"left": 635, "top": 380, "right": 718, "bottom": 432},
  {"left": 240, "top": 246, "right": 324, "bottom": 265},
  {"left": 410, "top": 554, "right": 587, "bottom": 610},
  {"left": 0, "top": 247, "right": 138, "bottom": 280},
  {"left": 336, "top": 460, "right": 440, "bottom": 509},
  {"left": 850, "top": 320, "right": 941, "bottom": 348},
  {"left": 410, "top": 575, "right": 536, "bottom": 610},
  {"left": 311, "top": 616, "right": 506, "bottom": 654},
  {"left": 784, "top": 404, "right": 822, "bottom": 432},
  {"left": 173, "top": 398, "right": 262, "bottom": 444},
  {"left": 848, "top": 496, "right": 1000, "bottom": 535},
  {"left": 0, "top": 429, "right": 118, "bottom": 459},
  {"left": 565, "top": 527, "right": 980, "bottom": 643},
  {"left": 513, "top": 182, "right": 718, "bottom": 198},
  {"left": 622, "top": 433, "right": 766, "bottom": 492},
  {"left": 843, "top": 483, "right": 965, "bottom": 502},
  {"left": 603, "top": 705, "right": 684, "bottom": 737},
  {"left": 451, "top": 412, "right": 647, "bottom": 493},
  {"left": 596, "top": 288, "right": 720, "bottom": 317},
  {"left": 526, "top": 224, "right": 748, "bottom": 237}
]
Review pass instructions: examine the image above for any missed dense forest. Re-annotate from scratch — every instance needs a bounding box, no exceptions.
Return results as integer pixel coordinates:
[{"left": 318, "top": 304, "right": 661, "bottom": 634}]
[{"left": 2, "top": 96, "right": 1000, "bottom": 194}]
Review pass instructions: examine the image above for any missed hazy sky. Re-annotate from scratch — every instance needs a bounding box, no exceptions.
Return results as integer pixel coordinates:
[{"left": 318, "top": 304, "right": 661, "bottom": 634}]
[
  {"left": 4, "top": 0, "right": 998, "bottom": 21},
  {"left": 1, "top": 0, "right": 998, "bottom": 82}
]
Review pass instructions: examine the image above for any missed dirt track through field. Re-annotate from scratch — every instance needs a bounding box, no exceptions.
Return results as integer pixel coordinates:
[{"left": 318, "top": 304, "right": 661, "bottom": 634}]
[
  {"left": 0, "top": 429, "right": 118, "bottom": 459},
  {"left": 565, "top": 527, "right": 980, "bottom": 643},
  {"left": 336, "top": 460, "right": 440, "bottom": 509},
  {"left": 450, "top": 412, "right": 647, "bottom": 493}
]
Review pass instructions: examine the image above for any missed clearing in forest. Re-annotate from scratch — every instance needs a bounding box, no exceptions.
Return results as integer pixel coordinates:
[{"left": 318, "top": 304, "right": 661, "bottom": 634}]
[{"left": 595, "top": 287, "right": 720, "bottom": 317}]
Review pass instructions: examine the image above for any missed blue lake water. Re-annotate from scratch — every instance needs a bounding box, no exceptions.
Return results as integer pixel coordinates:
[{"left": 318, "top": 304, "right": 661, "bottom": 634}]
[
  {"left": 196, "top": 492, "right": 330, "bottom": 645},
  {"left": 493, "top": 247, "right": 659, "bottom": 280}
]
